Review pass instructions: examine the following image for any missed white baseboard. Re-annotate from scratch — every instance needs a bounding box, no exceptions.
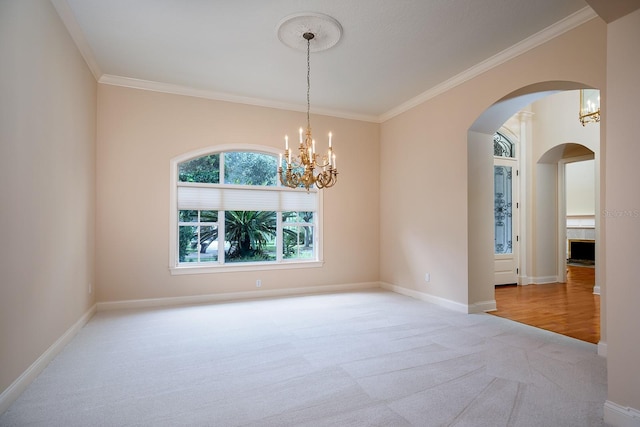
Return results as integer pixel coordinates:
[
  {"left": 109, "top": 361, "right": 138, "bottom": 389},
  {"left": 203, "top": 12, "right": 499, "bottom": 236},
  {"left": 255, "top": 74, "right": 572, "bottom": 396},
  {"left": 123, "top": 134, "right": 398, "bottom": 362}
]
[
  {"left": 531, "top": 276, "right": 560, "bottom": 284},
  {"left": 604, "top": 401, "right": 640, "bottom": 427},
  {"left": 97, "top": 282, "right": 380, "bottom": 311},
  {"left": 593, "top": 285, "right": 601, "bottom": 295},
  {"left": 518, "top": 275, "right": 533, "bottom": 285},
  {"left": 0, "top": 304, "right": 97, "bottom": 414},
  {"left": 598, "top": 341, "right": 607, "bottom": 357},
  {"left": 379, "top": 282, "right": 469, "bottom": 313},
  {"left": 470, "top": 300, "right": 497, "bottom": 313}
]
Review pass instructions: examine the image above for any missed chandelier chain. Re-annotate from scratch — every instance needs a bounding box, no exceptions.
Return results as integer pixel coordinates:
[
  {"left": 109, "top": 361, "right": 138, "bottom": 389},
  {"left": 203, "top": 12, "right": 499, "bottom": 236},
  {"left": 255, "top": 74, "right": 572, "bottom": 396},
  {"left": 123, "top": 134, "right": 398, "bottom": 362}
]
[{"left": 306, "top": 36, "right": 311, "bottom": 130}]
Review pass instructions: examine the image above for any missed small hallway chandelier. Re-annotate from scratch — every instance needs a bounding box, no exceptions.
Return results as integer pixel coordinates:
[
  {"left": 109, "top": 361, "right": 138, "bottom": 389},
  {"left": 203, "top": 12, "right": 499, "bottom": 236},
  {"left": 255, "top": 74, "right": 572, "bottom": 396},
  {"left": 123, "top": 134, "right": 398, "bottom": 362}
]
[
  {"left": 579, "top": 89, "right": 600, "bottom": 126},
  {"left": 277, "top": 13, "right": 342, "bottom": 191}
]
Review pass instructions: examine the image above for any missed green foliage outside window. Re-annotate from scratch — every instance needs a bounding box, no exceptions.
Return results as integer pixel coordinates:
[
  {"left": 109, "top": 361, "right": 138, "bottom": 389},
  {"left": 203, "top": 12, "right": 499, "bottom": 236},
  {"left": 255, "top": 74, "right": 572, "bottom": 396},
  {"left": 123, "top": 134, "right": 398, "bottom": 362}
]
[
  {"left": 224, "top": 152, "right": 277, "bottom": 186},
  {"left": 179, "top": 154, "right": 219, "bottom": 183},
  {"left": 225, "top": 211, "right": 278, "bottom": 261}
]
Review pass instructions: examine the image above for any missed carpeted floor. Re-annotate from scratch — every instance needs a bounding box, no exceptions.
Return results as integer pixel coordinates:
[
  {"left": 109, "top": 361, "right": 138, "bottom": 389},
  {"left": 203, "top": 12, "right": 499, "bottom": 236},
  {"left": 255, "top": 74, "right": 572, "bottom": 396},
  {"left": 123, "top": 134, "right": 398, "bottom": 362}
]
[{"left": 0, "top": 290, "right": 607, "bottom": 426}]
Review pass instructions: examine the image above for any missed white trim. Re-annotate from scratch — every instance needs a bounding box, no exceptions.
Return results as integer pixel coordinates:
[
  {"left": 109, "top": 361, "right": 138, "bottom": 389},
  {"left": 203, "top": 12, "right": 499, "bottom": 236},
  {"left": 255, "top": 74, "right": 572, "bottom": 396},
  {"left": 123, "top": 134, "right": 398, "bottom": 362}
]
[
  {"left": 518, "top": 275, "right": 534, "bottom": 285},
  {"left": 170, "top": 260, "right": 323, "bottom": 275},
  {"left": 172, "top": 143, "right": 284, "bottom": 165},
  {"left": 96, "top": 282, "right": 379, "bottom": 311},
  {"left": 604, "top": 401, "right": 640, "bottom": 427},
  {"left": 378, "top": 7, "right": 598, "bottom": 122},
  {"left": 470, "top": 300, "right": 497, "bottom": 313},
  {"left": 558, "top": 160, "right": 568, "bottom": 283},
  {"left": 379, "top": 282, "right": 469, "bottom": 314},
  {"left": 593, "top": 285, "right": 601, "bottom": 295},
  {"left": 518, "top": 111, "right": 534, "bottom": 286},
  {"left": 531, "top": 276, "right": 560, "bottom": 284},
  {"left": 597, "top": 341, "right": 607, "bottom": 357},
  {"left": 567, "top": 215, "right": 596, "bottom": 228},
  {"left": 50, "top": 0, "right": 102, "bottom": 79},
  {"left": 98, "top": 75, "right": 379, "bottom": 124},
  {"left": 0, "top": 304, "right": 97, "bottom": 414}
]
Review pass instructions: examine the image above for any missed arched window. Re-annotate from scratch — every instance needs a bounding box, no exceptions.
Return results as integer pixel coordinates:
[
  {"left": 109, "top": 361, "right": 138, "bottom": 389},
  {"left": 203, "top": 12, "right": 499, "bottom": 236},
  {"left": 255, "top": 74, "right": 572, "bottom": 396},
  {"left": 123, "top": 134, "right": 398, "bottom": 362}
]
[
  {"left": 493, "top": 132, "right": 515, "bottom": 158},
  {"left": 169, "top": 145, "right": 322, "bottom": 274}
]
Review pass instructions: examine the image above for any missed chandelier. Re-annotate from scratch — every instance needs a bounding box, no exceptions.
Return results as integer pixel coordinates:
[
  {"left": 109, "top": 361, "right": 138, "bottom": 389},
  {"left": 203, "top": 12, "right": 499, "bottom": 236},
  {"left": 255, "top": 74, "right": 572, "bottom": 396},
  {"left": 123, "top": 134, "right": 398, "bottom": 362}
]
[
  {"left": 579, "top": 89, "right": 600, "bottom": 126},
  {"left": 278, "top": 29, "right": 338, "bottom": 191}
]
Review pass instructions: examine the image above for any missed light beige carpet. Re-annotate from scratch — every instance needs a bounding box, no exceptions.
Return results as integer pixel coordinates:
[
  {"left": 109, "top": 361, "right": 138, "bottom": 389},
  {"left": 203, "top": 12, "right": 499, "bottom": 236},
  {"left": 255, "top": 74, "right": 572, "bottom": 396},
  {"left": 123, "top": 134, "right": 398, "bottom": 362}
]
[{"left": 0, "top": 290, "right": 606, "bottom": 426}]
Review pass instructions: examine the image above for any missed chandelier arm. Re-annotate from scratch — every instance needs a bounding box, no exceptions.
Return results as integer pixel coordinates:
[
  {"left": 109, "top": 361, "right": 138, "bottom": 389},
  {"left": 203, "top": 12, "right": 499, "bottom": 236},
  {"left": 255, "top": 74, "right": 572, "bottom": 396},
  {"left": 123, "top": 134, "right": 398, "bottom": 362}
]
[{"left": 314, "top": 158, "right": 333, "bottom": 168}]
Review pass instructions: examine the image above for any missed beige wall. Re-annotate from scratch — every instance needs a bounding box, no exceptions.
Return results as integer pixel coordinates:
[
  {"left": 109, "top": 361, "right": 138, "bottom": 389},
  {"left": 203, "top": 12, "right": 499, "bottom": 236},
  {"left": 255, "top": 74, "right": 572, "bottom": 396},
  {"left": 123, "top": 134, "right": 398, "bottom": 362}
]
[
  {"left": 380, "top": 18, "right": 606, "bottom": 308},
  {"left": 466, "top": 132, "right": 494, "bottom": 306},
  {"left": 532, "top": 90, "right": 600, "bottom": 161},
  {"left": 605, "top": 7, "right": 640, "bottom": 415},
  {"left": 0, "top": 0, "right": 96, "bottom": 396},
  {"left": 96, "top": 85, "right": 379, "bottom": 302},
  {"left": 566, "top": 160, "right": 595, "bottom": 216}
]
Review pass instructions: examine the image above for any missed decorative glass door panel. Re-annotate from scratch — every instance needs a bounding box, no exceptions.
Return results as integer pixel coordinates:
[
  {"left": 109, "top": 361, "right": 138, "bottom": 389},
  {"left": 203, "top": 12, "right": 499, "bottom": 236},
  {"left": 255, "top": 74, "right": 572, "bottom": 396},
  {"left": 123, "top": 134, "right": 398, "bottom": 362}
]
[{"left": 494, "top": 165, "right": 513, "bottom": 255}]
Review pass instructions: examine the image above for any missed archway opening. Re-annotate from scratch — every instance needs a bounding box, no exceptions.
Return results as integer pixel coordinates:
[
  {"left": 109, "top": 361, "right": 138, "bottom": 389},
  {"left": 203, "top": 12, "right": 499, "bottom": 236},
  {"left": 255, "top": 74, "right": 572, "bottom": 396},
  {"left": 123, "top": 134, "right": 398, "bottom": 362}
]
[{"left": 467, "top": 82, "right": 601, "bottom": 344}]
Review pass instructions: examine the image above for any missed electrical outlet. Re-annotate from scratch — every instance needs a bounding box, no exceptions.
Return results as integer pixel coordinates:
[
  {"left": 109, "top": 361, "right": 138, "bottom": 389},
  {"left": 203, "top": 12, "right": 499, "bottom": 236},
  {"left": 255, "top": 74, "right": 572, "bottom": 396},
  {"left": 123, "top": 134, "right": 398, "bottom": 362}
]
[
  {"left": 256, "top": 279, "right": 262, "bottom": 288},
  {"left": 424, "top": 273, "right": 430, "bottom": 283}
]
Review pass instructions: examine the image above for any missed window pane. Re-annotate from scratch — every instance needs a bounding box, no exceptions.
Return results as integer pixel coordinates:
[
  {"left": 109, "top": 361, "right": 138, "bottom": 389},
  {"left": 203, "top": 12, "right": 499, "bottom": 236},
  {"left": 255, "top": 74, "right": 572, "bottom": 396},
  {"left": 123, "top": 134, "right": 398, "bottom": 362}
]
[
  {"left": 179, "top": 210, "right": 198, "bottom": 222},
  {"left": 200, "top": 210, "right": 218, "bottom": 222},
  {"left": 282, "top": 211, "right": 314, "bottom": 223},
  {"left": 199, "top": 226, "right": 219, "bottom": 262},
  {"left": 178, "top": 225, "right": 198, "bottom": 262},
  {"left": 283, "top": 211, "right": 298, "bottom": 222},
  {"left": 493, "top": 132, "right": 515, "bottom": 158},
  {"left": 225, "top": 211, "right": 277, "bottom": 262},
  {"left": 283, "top": 226, "right": 314, "bottom": 259},
  {"left": 224, "top": 152, "right": 277, "bottom": 186},
  {"left": 179, "top": 154, "right": 220, "bottom": 183}
]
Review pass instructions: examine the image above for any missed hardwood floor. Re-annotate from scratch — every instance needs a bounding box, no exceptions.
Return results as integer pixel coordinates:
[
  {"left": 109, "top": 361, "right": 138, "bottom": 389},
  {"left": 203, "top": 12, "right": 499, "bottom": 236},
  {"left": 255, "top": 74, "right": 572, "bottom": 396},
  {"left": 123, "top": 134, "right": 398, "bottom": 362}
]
[{"left": 490, "top": 265, "right": 599, "bottom": 344}]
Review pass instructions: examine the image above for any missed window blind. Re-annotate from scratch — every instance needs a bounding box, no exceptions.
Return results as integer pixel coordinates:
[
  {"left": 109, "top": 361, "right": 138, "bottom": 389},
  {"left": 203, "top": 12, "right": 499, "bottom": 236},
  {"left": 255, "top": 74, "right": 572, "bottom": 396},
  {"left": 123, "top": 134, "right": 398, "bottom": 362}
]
[{"left": 177, "top": 185, "right": 317, "bottom": 212}]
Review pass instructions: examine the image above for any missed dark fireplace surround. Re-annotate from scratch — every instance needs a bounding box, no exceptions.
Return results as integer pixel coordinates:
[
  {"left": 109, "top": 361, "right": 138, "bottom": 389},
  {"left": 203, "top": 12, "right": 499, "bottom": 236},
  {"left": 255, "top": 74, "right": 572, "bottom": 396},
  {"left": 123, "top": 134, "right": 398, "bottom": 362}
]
[{"left": 568, "top": 239, "right": 595, "bottom": 262}]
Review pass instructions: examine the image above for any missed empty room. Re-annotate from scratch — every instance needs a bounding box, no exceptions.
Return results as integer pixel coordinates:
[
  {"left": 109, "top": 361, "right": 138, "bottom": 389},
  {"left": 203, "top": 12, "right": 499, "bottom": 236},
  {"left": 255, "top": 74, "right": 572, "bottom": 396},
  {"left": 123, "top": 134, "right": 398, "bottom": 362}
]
[{"left": 1, "top": 1, "right": 639, "bottom": 425}]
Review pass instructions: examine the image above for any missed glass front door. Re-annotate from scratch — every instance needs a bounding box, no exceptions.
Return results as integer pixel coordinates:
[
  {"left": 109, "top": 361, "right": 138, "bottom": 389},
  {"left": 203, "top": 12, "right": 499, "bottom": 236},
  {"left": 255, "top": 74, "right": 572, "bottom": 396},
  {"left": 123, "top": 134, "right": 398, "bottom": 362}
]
[{"left": 494, "top": 165, "right": 513, "bottom": 255}]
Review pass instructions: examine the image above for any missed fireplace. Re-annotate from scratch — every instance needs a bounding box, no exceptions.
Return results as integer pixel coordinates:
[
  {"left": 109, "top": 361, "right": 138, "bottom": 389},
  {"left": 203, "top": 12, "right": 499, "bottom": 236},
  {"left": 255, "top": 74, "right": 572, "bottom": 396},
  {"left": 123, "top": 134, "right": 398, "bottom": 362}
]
[{"left": 568, "top": 239, "right": 595, "bottom": 262}]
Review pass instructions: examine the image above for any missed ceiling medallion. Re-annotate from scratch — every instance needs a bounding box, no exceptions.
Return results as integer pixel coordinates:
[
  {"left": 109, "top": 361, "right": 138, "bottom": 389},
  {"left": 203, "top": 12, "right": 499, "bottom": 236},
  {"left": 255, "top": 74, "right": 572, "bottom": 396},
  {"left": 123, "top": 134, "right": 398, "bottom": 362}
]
[{"left": 276, "top": 13, "right": 343, "bottom": 53}]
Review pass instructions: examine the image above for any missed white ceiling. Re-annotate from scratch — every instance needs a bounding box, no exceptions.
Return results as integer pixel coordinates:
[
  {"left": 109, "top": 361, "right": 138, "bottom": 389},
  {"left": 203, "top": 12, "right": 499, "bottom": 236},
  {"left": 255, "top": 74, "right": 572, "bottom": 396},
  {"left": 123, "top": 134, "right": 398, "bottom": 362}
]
[{"left": 54, "top": 0, "right": 594, "bottom": 122}]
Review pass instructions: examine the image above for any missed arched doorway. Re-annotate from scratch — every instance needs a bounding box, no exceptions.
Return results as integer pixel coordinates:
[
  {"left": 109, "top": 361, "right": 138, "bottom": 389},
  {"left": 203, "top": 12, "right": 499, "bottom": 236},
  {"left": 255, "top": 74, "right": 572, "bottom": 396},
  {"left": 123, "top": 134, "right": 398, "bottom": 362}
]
[{"left": 467, "top": 84, "right": 603, "bottom": 349}]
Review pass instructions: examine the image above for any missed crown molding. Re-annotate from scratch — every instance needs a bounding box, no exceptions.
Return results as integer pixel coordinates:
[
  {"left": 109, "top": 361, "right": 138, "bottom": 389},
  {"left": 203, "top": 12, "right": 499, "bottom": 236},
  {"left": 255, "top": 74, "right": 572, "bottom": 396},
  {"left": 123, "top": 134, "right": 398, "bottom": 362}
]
[
  {"left": 54, "top": 0, "right": 596, "bottom": 125},
  {"left": 378, "top": 6, "right": 599, "bottom": 123},
  {"left": 98, "top": 74, "right": 380, "bottom": 123},
  {"left": 50, "top": 0, "right": 102, "bottom": 80}
]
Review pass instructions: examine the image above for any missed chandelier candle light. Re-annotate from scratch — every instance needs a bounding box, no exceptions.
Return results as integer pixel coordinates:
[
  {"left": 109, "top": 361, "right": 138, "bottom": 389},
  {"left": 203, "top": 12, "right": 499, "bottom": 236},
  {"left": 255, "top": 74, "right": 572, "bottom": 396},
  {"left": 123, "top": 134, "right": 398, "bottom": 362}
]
[{"left": 277, "top": 18, "right": 340, "bottom": 191}]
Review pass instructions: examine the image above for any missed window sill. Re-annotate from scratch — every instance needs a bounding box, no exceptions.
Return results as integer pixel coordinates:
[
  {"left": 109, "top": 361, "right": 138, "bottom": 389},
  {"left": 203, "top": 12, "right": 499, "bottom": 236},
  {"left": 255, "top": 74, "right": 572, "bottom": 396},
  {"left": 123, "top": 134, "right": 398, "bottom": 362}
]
[{"left": 169, "top": 260, "right": 324, "bottom": 275}]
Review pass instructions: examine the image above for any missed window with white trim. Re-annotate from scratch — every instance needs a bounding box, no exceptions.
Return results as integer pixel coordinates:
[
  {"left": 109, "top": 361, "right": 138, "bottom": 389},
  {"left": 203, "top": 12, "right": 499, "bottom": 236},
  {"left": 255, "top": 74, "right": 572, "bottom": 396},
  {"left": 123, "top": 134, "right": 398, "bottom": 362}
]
[{"left": 170, "top": 146, "right": 321, "bottom": 273}]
